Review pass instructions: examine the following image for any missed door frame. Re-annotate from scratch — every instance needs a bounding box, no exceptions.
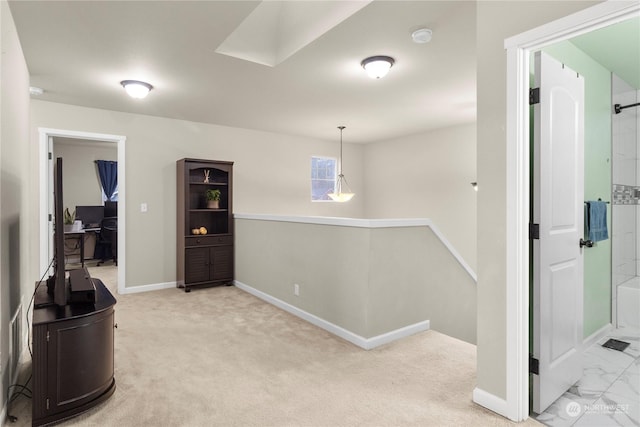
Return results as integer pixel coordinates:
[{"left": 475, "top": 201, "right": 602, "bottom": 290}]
[
  {"left": 38, "top": 128, "right": 126, "bottom": 295},
  {"left": 503, "top": 1, "right": 640, "bottom": 421}
]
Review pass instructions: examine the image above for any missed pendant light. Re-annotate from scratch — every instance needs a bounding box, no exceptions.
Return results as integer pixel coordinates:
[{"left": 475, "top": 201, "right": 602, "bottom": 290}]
[{"left": 328, "top": 126, "right": 355, "bottom": 202}]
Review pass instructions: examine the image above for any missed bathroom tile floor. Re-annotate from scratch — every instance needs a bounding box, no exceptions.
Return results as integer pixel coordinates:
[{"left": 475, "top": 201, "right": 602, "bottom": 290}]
[{"left": 535, "top": 327, "right": 640, "bottom": 427}]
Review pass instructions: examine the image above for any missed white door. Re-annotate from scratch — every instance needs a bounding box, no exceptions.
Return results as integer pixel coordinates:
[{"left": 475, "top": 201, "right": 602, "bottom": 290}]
[{"left": 532, "top": 51, "right": 585, "bottom": 414}]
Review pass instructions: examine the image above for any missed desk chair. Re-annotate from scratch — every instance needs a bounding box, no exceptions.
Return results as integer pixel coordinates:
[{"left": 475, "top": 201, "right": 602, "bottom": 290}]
[{"left": 96, "top": 217, "right": 117, "bottom": 266}]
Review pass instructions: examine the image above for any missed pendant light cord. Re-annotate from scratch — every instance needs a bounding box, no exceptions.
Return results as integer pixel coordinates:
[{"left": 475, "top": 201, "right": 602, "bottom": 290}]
[{"left": 338, "top": 126, "right": 346, "bottom": 175}]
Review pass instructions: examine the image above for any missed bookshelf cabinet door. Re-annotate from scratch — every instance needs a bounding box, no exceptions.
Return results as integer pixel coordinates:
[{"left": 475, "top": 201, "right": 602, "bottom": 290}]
[
  {"left": 211, "top": 245, "right": 233, "bottom": 281},
  {"left": 185, "top": 247, "right": 209, "bottom": 284}
]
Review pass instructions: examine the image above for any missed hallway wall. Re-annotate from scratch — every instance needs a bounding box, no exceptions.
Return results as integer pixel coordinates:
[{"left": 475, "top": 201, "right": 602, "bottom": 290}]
[
  {"left": 364, "top": 123, "right": 477, "bottom": 271},
  {"left": 29, "top": 100, "right": 366, "bottom": 291},
  {"left": 0, "top": 0, "right": 32, "bottom": 415}
]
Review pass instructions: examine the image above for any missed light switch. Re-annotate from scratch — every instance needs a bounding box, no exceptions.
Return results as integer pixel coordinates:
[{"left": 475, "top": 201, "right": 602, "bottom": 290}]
[{"left": 140, "top": 203, "right": 148, "bottom": 213}]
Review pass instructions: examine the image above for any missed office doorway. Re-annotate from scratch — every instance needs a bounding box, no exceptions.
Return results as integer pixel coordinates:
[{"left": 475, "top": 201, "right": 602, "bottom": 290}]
[{"left": 38, "top": 128, "right": 126, "bottom": 294}]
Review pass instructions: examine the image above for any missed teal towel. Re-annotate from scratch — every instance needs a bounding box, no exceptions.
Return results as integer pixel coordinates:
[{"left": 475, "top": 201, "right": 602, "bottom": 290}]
[{"left": 587, "top": 201, "right": 608, "bottom": 242}]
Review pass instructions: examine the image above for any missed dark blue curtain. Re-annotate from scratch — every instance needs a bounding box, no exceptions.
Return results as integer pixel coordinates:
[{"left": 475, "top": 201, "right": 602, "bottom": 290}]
[{"left": 96, "top": 160, "right": 118, "bottom": 201}]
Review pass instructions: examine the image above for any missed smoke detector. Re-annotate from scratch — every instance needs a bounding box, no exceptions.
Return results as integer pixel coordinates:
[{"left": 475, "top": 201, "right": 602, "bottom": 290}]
[{"left": 411, "top": 28, "right": 432, "bottom": 44}]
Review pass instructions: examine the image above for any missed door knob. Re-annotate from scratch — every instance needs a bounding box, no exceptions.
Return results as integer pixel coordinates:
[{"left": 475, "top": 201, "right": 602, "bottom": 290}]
[{"left": 580, "top": 238, "right": 593, "bottom": 248}]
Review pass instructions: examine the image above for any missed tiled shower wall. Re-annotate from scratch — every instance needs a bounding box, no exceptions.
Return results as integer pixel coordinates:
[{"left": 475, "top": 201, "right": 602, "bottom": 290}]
[{"left": 611, "top": 74, "right": 639, "bottom": 320}]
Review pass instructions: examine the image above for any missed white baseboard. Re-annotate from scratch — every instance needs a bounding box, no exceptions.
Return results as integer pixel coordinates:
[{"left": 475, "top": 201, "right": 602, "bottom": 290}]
[
  {"left": 365, "top": 320, "right": 431, "bottom": 349},
  {"left": 583, "top": 323, "right": 613, "bottom": 349},
  {"left": 473, "top": 387, "right": 509, "bottom": 418},
  {"left": 120, "top": 281, "right": 176, "bottom": 294},
  {"left": 234, "top": 280, "right": 430, "bottom": 350}
]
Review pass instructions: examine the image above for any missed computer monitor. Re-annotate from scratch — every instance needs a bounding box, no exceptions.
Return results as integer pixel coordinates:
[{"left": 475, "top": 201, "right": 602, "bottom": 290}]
[
  {"left": 104, "top": 201, "right": 117, "bottom": 218},
  {"left": 75, "top": 205, "right": 104, "bottom": 228}
]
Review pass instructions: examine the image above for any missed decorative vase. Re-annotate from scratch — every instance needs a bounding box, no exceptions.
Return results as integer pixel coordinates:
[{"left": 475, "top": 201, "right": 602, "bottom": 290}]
[{"left": 207, "top": 200, "right": 219, "bottom": 209}]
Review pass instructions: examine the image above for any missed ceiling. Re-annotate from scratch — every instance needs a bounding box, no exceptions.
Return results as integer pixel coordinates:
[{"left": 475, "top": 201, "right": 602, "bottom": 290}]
[
  {"left": 571, "top": 17, "right": 640, "bottom": 89},
  {"left": 9, "top": 1, "right": 638, "bottom": 145},
  {"left": 8, "top": 0, "right": 477, "bottom": 144}
]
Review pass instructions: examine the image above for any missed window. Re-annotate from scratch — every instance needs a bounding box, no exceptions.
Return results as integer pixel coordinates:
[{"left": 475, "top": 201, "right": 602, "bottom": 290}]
[
  {"left": 101, "top": 185, "right": 118, "bottom": 203},
  {"left": 311, "top": 156, "right": 336, "bottom": 201}
]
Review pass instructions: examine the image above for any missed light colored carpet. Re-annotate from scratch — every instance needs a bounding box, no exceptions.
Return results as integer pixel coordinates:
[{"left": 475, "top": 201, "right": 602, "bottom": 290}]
[{"left": 7, "top": 266, "right": 540, "bottom": 426}]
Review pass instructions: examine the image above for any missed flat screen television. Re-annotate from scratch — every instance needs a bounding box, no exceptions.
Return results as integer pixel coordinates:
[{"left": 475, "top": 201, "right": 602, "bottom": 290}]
[{"left": 49, "top": 157, "right": 68, "bottom": 306}]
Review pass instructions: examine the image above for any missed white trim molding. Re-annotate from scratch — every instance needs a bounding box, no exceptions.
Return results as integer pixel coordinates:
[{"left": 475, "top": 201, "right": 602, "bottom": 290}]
[
  {"left": 500, "top": 1, "right": 640, "bottom": 422},
  {"left": 38, "top": 128, "right": 127, "bottom": 294},
  {"left": 583, "top": 323, "right": 613, "bottom": 350},
  {"left": 234, "top": 280, "right": 430, "bottom": 350},
  {"left": 234, "top": 213, "right": 477, "bottom": 282},
  {"left": 118, "top": 281, "right": 176, "bottom": 295},
  {"left": 472, "top": 388, "right": 509, "bottom": 417}
]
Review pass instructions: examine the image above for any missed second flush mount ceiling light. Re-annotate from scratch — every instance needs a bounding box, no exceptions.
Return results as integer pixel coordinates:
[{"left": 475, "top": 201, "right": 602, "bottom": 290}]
[
  {"left": 360, "top": 55, "right": 395, "bottom": 79},
  {"left": 120, "top": 80, "right": 153, "bottom": 99}
]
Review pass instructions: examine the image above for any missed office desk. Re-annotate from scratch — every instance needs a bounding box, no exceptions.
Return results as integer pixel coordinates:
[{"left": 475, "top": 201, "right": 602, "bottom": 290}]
[
  {"left": 64, "top": 228, "right": 100, "bottom": 268},
  {"left": 64, "top": 231, "right": 85, "bottom": 268}
]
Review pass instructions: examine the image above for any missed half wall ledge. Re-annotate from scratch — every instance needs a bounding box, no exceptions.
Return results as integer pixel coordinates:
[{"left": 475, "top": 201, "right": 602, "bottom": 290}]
[
  {"left": 233, "top": 213, "right": 477, "bottom": 282},
  {"left": 234, "top": 213, "right": 477, "bottom": 345}
]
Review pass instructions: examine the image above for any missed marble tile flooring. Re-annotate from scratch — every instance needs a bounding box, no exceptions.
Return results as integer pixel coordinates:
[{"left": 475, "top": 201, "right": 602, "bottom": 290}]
[{"left": 535, "top": 327, "right": 640, "bottom": 427}]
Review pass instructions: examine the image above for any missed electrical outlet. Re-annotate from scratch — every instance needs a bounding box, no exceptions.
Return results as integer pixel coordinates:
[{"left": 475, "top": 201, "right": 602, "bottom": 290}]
[
  {"left": 294, "top": 283, "right": 300, "bottom": 296},
  {"left": 140, "top": 203, "right": 148, "bottom": 213}
]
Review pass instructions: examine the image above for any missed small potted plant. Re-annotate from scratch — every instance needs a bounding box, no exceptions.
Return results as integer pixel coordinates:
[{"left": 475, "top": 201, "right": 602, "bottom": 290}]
[
  {"left": 63, "top": 207, "right": 76, "bottom": 232},
  {"left": 206, "top": 189, "right": 221, "bottom": 209}
]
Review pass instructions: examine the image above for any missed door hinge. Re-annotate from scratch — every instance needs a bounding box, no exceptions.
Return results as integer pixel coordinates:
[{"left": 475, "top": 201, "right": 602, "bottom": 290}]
[
  {"left": 48, "top": 152, "right": 52, "bottom": 160},
  {"left": 46, "top": 398, "right": 50, "bottom": 410},
  {"left": 529, "top": 88, "right": 540, "bottom": 105},
  {"left": 529, "top": 355, "right": 539, "bottom": 375},
  {"left": 48, "top": 214, "right": 52, "bottom": 222},
  {"left": 529, "top": 223, "right": 540, "bottom": 240}
]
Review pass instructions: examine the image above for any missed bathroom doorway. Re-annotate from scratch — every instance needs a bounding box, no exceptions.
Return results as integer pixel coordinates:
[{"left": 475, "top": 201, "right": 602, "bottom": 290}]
[
  {"left": 530, "top": 14, "right": 640, "bottom": 424},
  {"left": 503, "top": 1, "right": 640, "bottom": 422}
]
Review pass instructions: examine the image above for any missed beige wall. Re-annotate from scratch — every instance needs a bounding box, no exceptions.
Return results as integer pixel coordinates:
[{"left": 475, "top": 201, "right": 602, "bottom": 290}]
[
  {"left": 235, "top": 217, "right": 476, "bottom": 343},
  {"left": 476, "top": 0, "right": 601, "bottom": 400},
  {"left": 53, "top": 139, "right": 117, "bottom": 211},
  {"left": 368, "top": 226, "right": 476, "bottom": 343},
  {"left": 364, "top": 124, "right": 477, "bottom": 271},
  {"left": 236, "top": 219, "right": 371, "bottom": 336},
  {"left": 0, "top": 0, "right": 32, "bottom": 407},
  {"left": 30, "top": 101, "right": 365, "bottom": 289}
]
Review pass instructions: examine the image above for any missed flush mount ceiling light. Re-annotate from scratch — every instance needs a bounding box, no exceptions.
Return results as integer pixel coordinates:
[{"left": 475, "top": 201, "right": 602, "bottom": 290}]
[
  {"left": 120, "top": 80, "right": 153, "bottom": 99},
  {"left": 360, "top": 55, "right": 395, "bottom": 79},
  {"left": 328, "top": 126, "right": 355, "bottom": 202}
]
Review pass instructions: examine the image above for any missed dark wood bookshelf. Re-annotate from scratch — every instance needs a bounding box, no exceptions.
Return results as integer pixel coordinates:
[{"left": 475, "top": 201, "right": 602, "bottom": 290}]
[{"left": 176, "top": 158, "right": 234, "bottom": 292}]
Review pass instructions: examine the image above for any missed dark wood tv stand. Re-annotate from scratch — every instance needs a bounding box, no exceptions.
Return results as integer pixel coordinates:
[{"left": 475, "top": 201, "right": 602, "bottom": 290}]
[{"left": 32, "top": 279, "right": 116, "bottom": 426}]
